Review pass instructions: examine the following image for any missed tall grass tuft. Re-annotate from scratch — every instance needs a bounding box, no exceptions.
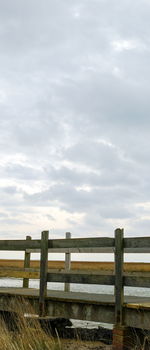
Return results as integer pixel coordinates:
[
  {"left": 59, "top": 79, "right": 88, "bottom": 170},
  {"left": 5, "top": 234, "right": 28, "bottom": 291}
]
[{"left": 0, "top": 300, "right": 60, "bottom": 350}]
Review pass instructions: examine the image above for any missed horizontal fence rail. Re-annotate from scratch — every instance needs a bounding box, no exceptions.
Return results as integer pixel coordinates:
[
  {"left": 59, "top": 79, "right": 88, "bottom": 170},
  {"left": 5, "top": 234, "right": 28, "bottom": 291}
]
[
  {"left": 0, "top": 240, "right": 41, "bottom": 250},
  {"left": 124, "top": 274, "right": 150, "bottom": 288},
  {"left": 1, "top": 237, "right": 150, "bottom": 252},
  {"left": 0, "top": 229, "right": 150, "bottom": 326},
  {"left": 47, "top": 270, "right": 115, "bottom": 285},
  {"left": 48, "top": 237, "right": 115, "bottom": 249},
  {"left": 26, "top": 247, "right": 115, "bottom": 253},
  {"left": 26, "top": 247, "right": 150, "bottom": 253},
  {"left": 124, "top": 237, "right": 150, "bottom": 249},
  {"left": 0, "top": 267, "right": 150, "bottom": 288}
]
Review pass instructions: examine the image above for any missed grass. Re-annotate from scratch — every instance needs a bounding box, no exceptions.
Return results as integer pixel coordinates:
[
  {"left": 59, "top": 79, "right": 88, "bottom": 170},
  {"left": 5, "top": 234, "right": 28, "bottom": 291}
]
[
  {"left": 0, "top": 299, "right": 62, "bottom": 350},
  {"left": 1, "top": 314, "right": 150, "bottom": 350},
  {"left": 0, "top": 316, "right": 59, "bottom": 350}
]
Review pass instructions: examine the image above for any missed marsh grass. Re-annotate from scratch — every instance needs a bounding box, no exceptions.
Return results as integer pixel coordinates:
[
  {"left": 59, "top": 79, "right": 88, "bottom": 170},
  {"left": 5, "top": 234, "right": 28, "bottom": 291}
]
[
  {"left": 0, "top": 317, "right": 58, "bottom": 350},
  {"left": 0, "top": 299, "right": 61, "bottom": 350},
  {"left": 121, "top": 328, "right": 150, "bottom": 350}
]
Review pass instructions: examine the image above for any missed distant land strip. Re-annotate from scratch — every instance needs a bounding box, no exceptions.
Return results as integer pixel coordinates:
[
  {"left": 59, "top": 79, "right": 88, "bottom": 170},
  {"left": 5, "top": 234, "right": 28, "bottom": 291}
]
[{"left": 0, "top": 260, "right": 150, "bottom": 272}]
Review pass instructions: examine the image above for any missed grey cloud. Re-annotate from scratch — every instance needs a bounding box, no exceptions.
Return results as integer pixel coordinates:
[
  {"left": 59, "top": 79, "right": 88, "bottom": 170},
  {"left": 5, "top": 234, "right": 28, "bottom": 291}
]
[
  {"left": 0, "top": 164, "right": 43, "bottom": 180},
  {"left": 0, "top": 213, "right": 8, "bottom": 218},
  {"left": 0, "top": 0, "right": 150, "bottom": 238},
  {"left": 24, "top": 183, "right": 138, "bottom": 221}
]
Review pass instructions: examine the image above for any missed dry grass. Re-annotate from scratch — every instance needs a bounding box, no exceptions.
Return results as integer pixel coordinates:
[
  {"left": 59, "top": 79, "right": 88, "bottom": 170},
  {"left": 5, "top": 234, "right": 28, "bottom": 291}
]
[
  {"left": 0, "top": 315, "right": 57, "bottom": 350},
  {"left": 0, "top": 298, "right": 113, "bottom": 350},
  {"left": 0, "top": 299, "right": 60, "bottom": 350},
  {"left": 1, "top": 313, "right": 150, "bottom": 350},
  {"left": 0, "top": 260, "right": 150, "bottom": 273},
  {"left": 0, "top": 312, "right": 112, "bottom": 350}
]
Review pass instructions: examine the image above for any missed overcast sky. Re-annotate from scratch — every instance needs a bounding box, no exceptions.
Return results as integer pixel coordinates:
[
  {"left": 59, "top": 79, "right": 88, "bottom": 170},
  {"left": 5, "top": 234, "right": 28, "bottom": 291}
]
[{"left": 0, "top": 0, "right": 150, "bottom": 244}]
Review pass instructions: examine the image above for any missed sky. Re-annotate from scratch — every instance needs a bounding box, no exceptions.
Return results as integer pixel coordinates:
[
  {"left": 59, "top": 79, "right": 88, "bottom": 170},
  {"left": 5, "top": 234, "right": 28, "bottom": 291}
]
[{"left": 0, "top": 0, "right": 150, "bottom": 250}]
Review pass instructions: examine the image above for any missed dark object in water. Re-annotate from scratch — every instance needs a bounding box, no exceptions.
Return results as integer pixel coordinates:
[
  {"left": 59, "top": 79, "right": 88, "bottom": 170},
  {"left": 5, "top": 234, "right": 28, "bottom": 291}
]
[
  {"left": 56, "top": 326, "right": 112, "bottom": 345},
  {"left": 38, "top": 317, "right": 112, "bottom": 345},
  {"left": 39, "top": 317, "right": 72, "bottom": 335}
]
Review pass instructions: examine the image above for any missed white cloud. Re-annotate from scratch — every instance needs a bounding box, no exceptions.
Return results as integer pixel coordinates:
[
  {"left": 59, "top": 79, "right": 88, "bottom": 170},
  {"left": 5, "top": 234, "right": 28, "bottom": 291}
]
[
  {"left": 0, "top": 0, "right": 150, "bottom": 245},
  {"left": 112, "top": 39, "right": 139, "bottom": 52}
]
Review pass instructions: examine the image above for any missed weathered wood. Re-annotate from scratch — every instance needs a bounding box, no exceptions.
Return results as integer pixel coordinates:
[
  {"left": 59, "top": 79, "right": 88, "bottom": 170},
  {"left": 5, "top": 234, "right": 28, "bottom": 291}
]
[
  {"left": 26, "top": 247, "right": 115, "bottom": 253},
  {"left": 114, "top": 228, "right": 124, "bottom": 325},
  {"left": 124, "top": 275, "right": 150, "bottom": 288},
  {"left": 124, "top": 237, "right": 150, "bottom": 249},
  {"left": 1, "top": 266, "right": 150, "bottom": 289},
  {"left": 0, "top": 237, "right": 114, "bottom": 251},
  {"left": 48, "top": 237, "right": 115, "bottom": 249},
  {"left": 47, "top": 271, "right": 114, "bottom": 285},
  {"left": 23, "top": 236, "right": 31, "bottom": 288},
  {"left": 0, "top": 236, "right": 150, "bottom": 251},
  {"left": 0, "top": 240, "right": 41, "bottom": 251},
  {"left": 65, "top": 232, "right": 71, "bottom": 292},
  {"left": 26, "top": 247, "right": 150, "bottom": 253},
  {"left": 39, "top": 231, "right": 49, "bottom": 317}
]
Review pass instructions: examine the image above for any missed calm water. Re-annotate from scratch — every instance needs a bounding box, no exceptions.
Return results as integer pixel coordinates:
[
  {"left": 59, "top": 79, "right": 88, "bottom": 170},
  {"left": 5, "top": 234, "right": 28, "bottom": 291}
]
[{"left": 0, "top": 278, "right": 150, "bottom": 297}]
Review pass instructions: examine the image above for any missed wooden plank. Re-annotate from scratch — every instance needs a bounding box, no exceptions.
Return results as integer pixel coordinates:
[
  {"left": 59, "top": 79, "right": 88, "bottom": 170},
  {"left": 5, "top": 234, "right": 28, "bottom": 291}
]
[
  {"left": 26, "top": 247, "right": 115, "bottom": 253},
  {"left": 0, "top": 236, "right": 150, "bottom": 252},
  {"left": 48, "top": 237, "right": 115, "bottom": 249},
  {"left": 1, "top": 266, "right": 150, "bottom": 289},
  {"left": 65, "top": 232, "right": 71, "bottom": 292},
  {"left": 47, "top": 271, "right": 114, "bottom": 285},
  {"left": 39, "top": 231, "right": 49, "bottom": 316},
  {"left": 23, "top": 236, "right": 31, "bottom": 288},
  {"left": 0, "top": 240, "right": 41, "bottom": 251},
  {"left": 26, "top": 247, "right": 150, "bottom": 253},
  {"left": 124, "top": 237, "right": 150, "bottom": 249},
  {"left": 124, "top": 275, "right": 150, "bottom": 288},
  {"left": 114, "top": 228, "right": 124, "bottom": 325}
]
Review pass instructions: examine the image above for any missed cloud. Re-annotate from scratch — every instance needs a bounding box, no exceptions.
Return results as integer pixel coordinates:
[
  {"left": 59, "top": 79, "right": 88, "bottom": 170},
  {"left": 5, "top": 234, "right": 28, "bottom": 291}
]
[{"left": 0, "top": 0, "right": 150, "bottom": 243}]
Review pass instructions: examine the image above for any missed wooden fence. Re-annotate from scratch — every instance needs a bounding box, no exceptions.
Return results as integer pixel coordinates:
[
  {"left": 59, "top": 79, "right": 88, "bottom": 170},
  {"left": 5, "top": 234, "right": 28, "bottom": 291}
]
[{"left": 0, "top": 228, "right": 150, "bottom": 321}]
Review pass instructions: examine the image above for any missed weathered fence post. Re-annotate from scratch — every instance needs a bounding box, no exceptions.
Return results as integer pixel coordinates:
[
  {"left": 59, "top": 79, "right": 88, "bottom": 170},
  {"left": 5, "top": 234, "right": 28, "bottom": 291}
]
[
  {"left": 39, "top": 230, "right": 49, "bottom": 316},
  {"left": 64, "top": 232, "right": 71, "bottom": 292},
  {"left": 113, "top": 228, "right": 131, "bottom": 350},
  {"left": 114, "top": 228, "right": 124, "bottom": 325},
  {"left": 23, "top": 236, "right": 31, "bottom": 288}
]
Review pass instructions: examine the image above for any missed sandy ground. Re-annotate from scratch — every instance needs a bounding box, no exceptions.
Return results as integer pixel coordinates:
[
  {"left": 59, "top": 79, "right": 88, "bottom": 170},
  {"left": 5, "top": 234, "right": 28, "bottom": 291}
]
[{"left": 58, "top": 339, "right": 112, "bottom": 350}]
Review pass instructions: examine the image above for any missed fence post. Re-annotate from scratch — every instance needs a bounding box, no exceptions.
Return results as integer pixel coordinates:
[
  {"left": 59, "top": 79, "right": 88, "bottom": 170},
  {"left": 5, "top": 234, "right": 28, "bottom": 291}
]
[
  {"left": 23, "top": 236, "right": 31, "bottom": 288},
  {"left": 39, "top": 230, "right": 49, "bottom": 317},
  {"left": 64, "top": 232, "right": 71, "bottom": 292},
  {"left": 114, "top": 228, "right": 124, "bottom": 325},
  {"left": 113, "top": 228, "right": 129, "bottom": 350}
]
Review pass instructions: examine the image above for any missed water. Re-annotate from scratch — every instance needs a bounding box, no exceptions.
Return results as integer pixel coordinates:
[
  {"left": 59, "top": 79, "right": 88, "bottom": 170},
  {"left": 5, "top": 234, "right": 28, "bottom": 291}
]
[{"left": 0, "top": 278, "right": 150, "bottom": 298}]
